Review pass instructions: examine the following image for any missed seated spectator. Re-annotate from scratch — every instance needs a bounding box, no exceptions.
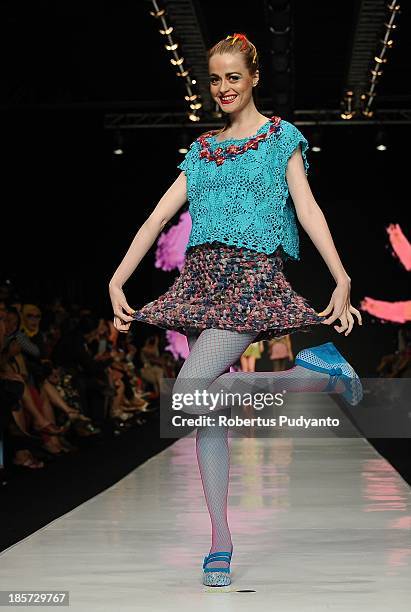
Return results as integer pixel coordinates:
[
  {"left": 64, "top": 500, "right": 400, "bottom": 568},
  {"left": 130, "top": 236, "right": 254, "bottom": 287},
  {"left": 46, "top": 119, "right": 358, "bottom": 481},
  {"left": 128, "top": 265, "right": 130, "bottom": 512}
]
[
  {"left": 377, "top": 324, "right": 411, "bottom": 378},
  {"left": 0, "top": 314, "right": 44, "bottom": 468},
  {"left": 51, "top": 315, "right": 114, "bottom": 424},
  {"left": 42, "top": 362, "right": 98, "bottom": 437},
  {"left": 0, "top": 283, "right": 160, "bottom": 474},
  {"left": 139, "top": 335, "right": 167, "bottom": 398}
]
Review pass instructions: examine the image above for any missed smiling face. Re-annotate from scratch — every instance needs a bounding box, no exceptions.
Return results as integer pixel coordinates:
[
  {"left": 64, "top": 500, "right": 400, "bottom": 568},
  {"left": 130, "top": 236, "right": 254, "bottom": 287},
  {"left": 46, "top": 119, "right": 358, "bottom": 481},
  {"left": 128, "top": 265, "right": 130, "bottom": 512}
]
[{"left": 208, "top": 52, "right": 259, "bottom": 113}]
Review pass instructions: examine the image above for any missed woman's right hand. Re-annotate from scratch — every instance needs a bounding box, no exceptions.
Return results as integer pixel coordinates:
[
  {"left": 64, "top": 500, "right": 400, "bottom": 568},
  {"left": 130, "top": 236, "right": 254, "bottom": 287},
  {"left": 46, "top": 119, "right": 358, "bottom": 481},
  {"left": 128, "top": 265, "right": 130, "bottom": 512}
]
[
  {"left": 109, "top": 284, "right": 136, "bottom": 334},
  {"left": 318, "top": 279, "right": 362, "bottom": 336}
]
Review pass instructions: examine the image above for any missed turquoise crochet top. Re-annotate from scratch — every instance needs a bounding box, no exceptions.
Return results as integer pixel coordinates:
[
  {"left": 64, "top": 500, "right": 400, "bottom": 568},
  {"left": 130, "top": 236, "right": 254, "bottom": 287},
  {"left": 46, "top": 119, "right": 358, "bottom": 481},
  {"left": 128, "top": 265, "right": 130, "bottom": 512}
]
[{"left": 177, "top": 116, "right": 309, "bottom": 261}]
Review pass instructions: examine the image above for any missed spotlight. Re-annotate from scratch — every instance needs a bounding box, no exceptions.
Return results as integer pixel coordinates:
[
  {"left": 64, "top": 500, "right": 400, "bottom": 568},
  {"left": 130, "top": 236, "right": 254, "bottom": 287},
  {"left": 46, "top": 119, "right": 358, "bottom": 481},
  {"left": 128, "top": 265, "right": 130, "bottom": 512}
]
[
  {"left": 310, "top": 130, "right": 322, "bottom": 153},
  {"left": 159, "top": 26, "right": 173, "bottom": 35},
  {"left": 148, "top": 0, "right": 202, "bottom": 120},
  {"left": 343, "top": 1, "right": 400, "bottom": 118},
  {"left": 150, "top": 9, "right": 166, "bottom": 18},
  {"left": 178, "top": 131, "right": 189, "bottom": 155},
  {"left": 113, "top": 131, "right": 124, "bottom": 156},
  {"left": 375, "top": 129, "right": 388, "bottom": 151}
]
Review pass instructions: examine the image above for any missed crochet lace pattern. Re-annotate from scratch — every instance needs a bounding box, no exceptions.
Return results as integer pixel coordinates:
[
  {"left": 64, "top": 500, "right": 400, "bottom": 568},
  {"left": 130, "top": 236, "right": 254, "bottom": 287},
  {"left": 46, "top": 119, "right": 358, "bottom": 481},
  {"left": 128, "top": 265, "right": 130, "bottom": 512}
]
[{"left": 177, "top": 117, "right": 309, "bottom": 260}]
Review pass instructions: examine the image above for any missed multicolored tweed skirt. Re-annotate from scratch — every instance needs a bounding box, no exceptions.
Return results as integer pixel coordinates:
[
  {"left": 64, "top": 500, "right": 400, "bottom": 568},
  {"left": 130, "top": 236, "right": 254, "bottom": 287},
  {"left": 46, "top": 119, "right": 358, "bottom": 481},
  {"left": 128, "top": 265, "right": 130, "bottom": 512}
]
[{"left": 132, "top": 241, "right": 327, "bottom": 342}]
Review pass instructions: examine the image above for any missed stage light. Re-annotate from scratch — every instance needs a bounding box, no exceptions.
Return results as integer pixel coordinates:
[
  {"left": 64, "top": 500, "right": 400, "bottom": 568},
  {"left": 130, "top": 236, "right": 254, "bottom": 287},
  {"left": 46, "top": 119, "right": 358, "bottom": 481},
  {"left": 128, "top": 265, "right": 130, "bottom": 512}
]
[
  {"left": 149, "top": 1, "right": 202, "bottom": 120},
  {"left": 113, "top": 131, "right": 124, "bottom": 156},
  {"left": 159, "top": 26, "right": 173, "bottom": 35},
  {"left": 178, "top": 131, "right": 189, "bottom": 155},
  {"left": 176, "top": 70, "right": 189, "bottom": 78},
  {"left": 375, "top": 129, "right": 388, "bottom": 151},
  {"left": 310, "top": 130, "right": 322, "bottom": 152},
  {"left": 150, "top": 8, "right": 165, "bottom": 18},
  {"left": 340, "top": 90, "right": 356, "bottom": 120},
  {"left": 358, "top": 2, "right": 401, "bottom": 117}
]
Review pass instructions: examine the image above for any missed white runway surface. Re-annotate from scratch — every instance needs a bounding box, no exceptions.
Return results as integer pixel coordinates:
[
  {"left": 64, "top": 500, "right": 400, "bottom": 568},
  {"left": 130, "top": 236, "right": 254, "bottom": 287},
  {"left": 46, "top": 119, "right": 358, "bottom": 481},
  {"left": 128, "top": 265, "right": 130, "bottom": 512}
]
[{"left": 1, "top": 398, "right": 411, "bottom": 611}]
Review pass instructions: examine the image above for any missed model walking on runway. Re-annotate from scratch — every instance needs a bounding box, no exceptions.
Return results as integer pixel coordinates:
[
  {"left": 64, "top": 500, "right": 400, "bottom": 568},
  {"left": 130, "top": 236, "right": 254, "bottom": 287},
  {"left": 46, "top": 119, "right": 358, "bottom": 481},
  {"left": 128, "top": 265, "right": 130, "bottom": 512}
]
[
  {"left": 240, "top": 341, "right": 264, "bottom": 372},
  {"left": 109, "top": 33, "right": 362, "bottom": 587}
]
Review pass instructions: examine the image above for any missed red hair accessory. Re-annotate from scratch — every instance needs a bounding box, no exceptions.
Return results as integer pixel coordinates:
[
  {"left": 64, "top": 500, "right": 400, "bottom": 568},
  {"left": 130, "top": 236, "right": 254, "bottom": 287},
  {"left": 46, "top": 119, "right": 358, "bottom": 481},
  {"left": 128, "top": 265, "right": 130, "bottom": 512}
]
[
  {"left": 225, "top": 33, "right": 257, "bottom": 63},
  {"left": 226, "top": 32, "right": 248, "bottom": 51}
]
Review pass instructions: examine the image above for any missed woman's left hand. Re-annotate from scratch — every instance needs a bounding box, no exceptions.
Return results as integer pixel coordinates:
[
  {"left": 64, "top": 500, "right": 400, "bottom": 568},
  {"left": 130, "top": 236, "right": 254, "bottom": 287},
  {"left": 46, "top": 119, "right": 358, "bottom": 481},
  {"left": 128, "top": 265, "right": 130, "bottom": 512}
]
[{"left": 318, "top": 280, "right": 362, "bottom": 336}]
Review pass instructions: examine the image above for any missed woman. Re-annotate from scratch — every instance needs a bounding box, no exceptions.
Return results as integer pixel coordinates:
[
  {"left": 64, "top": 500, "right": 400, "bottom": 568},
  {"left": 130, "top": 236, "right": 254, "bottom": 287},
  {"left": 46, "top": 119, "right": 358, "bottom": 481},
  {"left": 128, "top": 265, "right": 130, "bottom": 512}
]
[
  {"left": 240, "top": 341, "right": 264, "bottom": 372},
  {"left": 109, "top": 33, "right": 362, "bottom": 587},
  {"left": 269, "top": 334, "right": 293, "bottom": 371},
  {"left": 139, "top": 335, "right": 165, "bottom": 398}
]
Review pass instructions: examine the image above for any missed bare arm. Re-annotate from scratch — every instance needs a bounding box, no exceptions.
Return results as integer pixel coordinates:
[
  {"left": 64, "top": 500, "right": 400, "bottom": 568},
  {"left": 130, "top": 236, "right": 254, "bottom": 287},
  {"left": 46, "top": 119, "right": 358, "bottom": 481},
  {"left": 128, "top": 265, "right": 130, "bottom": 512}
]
[
  {"left": 285, "top": 149, "right": 362, "bottom": 335},
  {"left": 109, "top": 171, "right": 188, "bottom": 332}
]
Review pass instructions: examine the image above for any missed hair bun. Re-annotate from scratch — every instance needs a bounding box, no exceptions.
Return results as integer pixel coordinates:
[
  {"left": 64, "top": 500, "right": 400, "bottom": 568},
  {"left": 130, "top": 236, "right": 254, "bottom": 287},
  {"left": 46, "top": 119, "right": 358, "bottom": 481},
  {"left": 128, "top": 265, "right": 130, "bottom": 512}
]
[
  {"left": 226, "top": 33, "right": 248, "bottom": 51},
  {"left": 210, "top": 34, "right": 259, "bottom": 68}
]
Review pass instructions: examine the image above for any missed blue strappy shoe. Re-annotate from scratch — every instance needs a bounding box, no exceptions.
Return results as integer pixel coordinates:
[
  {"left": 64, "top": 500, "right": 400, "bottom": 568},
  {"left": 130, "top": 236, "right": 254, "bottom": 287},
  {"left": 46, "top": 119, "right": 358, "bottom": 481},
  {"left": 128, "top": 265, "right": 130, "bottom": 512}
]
[
  {"left": 294, "top": 342, "right": 363, "bottom": 406},
  {"left": 202, "top": 551, "right": 232, "bottom": 586}
]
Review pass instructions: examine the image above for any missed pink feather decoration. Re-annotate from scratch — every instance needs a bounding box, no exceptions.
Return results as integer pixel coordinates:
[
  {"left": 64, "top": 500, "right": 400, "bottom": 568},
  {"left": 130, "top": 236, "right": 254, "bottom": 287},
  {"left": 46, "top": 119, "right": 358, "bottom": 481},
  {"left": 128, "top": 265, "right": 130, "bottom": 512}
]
[
  {"left": 155, "top": 211, "right": 192, "bottom": 272},
  {"left": 164, "top": 330, "right": 189, "bottom": 360},
  {"left": 361, "top": 223, "right": 411, "bottom": 323}
]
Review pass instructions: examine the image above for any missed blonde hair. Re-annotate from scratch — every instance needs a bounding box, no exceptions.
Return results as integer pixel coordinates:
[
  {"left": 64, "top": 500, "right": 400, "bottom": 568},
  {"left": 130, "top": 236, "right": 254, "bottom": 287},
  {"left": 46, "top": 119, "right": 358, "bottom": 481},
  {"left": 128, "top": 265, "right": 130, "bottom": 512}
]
[{"left": 208, "top": 32, "right": 259, "bottom": 76}]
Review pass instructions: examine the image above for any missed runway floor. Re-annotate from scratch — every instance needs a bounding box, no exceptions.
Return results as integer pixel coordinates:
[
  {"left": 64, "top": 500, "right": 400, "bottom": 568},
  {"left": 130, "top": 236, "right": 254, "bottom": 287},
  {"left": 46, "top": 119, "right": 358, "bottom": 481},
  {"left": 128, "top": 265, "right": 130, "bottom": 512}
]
[{"left": 1, "top": 396, "right": 411, "bottom": 611}]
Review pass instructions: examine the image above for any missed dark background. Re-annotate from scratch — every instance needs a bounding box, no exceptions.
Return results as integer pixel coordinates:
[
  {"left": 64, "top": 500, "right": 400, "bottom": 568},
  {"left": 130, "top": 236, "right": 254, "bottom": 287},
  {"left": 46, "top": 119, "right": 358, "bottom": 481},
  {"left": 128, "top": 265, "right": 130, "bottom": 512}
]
[{"left": 2, "top": 1, "right": 410, "bottom": 376}]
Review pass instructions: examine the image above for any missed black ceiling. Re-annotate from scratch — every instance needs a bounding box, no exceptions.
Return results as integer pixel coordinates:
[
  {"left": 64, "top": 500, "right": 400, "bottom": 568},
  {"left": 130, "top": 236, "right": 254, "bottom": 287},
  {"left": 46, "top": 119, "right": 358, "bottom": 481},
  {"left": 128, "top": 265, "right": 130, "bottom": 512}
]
[{"left": 2, "top": 1, "right": 410, "bottom": 115}]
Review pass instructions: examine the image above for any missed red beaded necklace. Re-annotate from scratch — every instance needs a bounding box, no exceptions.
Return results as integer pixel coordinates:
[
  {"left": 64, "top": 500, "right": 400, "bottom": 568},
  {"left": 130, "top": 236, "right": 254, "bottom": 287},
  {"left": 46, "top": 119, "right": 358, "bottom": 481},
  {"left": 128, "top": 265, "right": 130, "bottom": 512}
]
[{"left": 198, "top": 115, "right": 282, "bottom": 166}]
